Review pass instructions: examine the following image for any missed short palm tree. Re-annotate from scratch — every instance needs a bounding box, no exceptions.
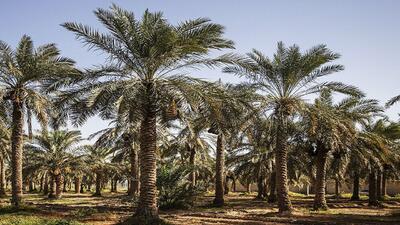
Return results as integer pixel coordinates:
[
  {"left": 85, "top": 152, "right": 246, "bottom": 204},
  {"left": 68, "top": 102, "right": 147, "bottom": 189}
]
[
  {"left": 25, "top": 130, "right": 83, "bottom": 199},
  {"left": 62, "top": 4, "right": 233, "bottom": 220},
  {"left": 223, "top": 42, "right": 361, "bottom": 213},
  {"left": 0, "top": 36, "right": 77, "bottom": 206}
]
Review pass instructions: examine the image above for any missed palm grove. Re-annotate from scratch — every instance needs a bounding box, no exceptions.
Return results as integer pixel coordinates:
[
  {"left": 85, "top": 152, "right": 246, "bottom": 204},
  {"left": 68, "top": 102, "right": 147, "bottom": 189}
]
[{"left": 1, "top": 4, "right": 400, "bottom": 223}]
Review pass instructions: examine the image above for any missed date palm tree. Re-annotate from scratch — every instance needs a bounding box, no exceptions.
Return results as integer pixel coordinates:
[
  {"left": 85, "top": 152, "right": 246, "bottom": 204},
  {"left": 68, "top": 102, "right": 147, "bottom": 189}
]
[
  {"left": 223, "top": 42, "right": 361, "bottom": 213},
  {"left": 62, "top": 4, "right": 233, "bottom": 220},
  {"left": 0, "top": 36, "right": 77, "bottom": 206},
  {"left": 24, "top": 130, "right": 83, "bottom": 199},
  {"left": 302, "top": 91, "right": 381, "bottom": 210}
]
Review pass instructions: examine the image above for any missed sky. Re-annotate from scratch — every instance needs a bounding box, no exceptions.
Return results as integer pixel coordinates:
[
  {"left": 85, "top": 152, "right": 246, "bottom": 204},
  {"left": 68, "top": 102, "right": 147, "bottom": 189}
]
[{"left": 1, "top": 0, "right": 399, "bottom": 140}]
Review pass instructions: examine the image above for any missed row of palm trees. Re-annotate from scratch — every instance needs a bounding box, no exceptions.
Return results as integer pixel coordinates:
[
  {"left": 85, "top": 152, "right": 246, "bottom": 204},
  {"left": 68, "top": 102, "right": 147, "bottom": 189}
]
[{"left": 1, "top": 4, "right": 400, "bottom": 223}]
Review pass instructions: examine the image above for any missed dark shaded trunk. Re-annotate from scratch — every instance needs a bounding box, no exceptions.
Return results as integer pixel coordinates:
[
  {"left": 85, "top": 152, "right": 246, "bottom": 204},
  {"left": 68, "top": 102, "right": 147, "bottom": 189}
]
[
  {"left": 74, "top": 177, "right": 80, "bottom": 194},
  {"left": 63, "top": 176, "right": 67, "bottom": 192},
  {"left": 135, "top": 88, "right": 158, "bottom": 221},
  {"left": 335, "top": 178, "right": 341, "bottom": 198},
  {"left": 256, "top": 175, "right": 265, "bottom": 199},
  {"left": 231, "top": 178, "right": 236, "bottom": 192},
  {"left": 0, "top": 153, "right": 6, "bottom": 197},
  {"left": 48, "top": 174, "right": 56, "bottom": 198},
  {"left": 11, "top": 97, "right": 24, "bottom": 207},
  {"left": 213, "top": 132, "right": 225, "bottom": 207},
  {"left": 313, "top": 150, "right": 328, "bottom": 210},
  {"left": 224, "top": 176, "right": 230, "bottom": 195},
  {"left": 377, "top": 170, "right": 382, "bottom": 200},
  {"left": 382, "top": 169, "right": 387, "bottom": 197},
  {"left": 368, "top": 170, "right": 379, "bottom": 206},
  {"left": 351, "top": 171, "right": 360, "bottom": 201},
  {"left": 80, "top": 183, "right": 85, "bottom": 193},
  {"left": 275, "top": 114, "right": 292, "bottom": 213},
  {"left": 94, "top": 172, "right": 102, "bottom": 196},
  {"left": 114, "top": 179, "right": 118, "bottom": 192},
  {"left": 55, "top": 173, "right": 62, "bottom": 199},
  {"left": 268, "top": 171, "right": 277, "bottom": 203},
  {"left": 43, "top": 175, "right": 49, "bottom": 195},
  {"left": 189, "top": 146, "right": 196, "bottom": 187}
]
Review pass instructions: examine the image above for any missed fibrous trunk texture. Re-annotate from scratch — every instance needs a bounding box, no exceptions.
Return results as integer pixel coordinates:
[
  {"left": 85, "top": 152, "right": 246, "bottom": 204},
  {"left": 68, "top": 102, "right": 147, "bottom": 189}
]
[
  {"left": 135, "top": 85, "right": 159, "bottom": 221},
  {"left": 313, "top": 149, "right": 328, "bottom": 210},
  {"left": 268, "top": 171, "right": 277, "bottom": 203},
  {"left": 94, "top": 172, "right": 102, "bottom": 196},
  {"left": 382, "top": 169, "right": 387, "bottom": 196},
  {"left": 0, "top": 153, "right": 6, "bottom": 197},
  {"left": 213, "top": 132, "right": 225, "bottom": 207},
  {"left": 189, "top": 146, "right": 196, "bottom": 187},
  {"left": 74, "top": 177, "right": 80, "bottom": 194},
  {"left": 377, "top": 170, "right": 382, "bottom": 200},
  {"left": 368, "top": 170, "right": 379, "bottom": 206},
  {"left": 11, "top": 97, "right": 24, "bottom": 207},
  {"left": 275, "top": 114, "right": 292, "bottom": 213},
  {"left": 55, "top": 173, "right": 63, "bottom": 199}
]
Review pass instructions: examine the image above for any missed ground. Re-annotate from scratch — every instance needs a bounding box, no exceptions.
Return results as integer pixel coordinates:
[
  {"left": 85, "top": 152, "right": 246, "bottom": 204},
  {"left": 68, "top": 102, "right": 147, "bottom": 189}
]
[{"left": 1, "top": 191, "right": 400, "bottom": 225}]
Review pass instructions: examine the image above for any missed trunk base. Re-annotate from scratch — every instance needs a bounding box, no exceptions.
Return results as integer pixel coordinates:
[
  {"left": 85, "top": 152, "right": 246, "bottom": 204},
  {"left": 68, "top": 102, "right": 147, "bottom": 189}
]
[
  {"left": 350, "top": 195, "right": 360, "bottom": 201},
  {"left": 267, "top": 194, "right": 277, "bottom": 203},
  {"left": 213, "top": 198, "right": 224, "bottom": 207}
]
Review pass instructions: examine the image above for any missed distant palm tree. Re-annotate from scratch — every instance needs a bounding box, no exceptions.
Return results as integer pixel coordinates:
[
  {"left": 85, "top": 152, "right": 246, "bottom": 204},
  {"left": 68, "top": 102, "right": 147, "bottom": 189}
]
[
  {"left": 0, "top": 36, "right": 77, "bottom": 206},
  {"left": 62, "top": 4, "right": 233, "bottom": 220},
  {"left": 224, "top": 42, "right": 361, "bottom": 213},
  {"left": 302, "top": 91, "right": 381, "bottom": 210},
  {"left": 82, "top": 146, "right": 114, "bottom": 197},
  {"left": 25, "top": 130, "right": 83, "bottom": 199}
]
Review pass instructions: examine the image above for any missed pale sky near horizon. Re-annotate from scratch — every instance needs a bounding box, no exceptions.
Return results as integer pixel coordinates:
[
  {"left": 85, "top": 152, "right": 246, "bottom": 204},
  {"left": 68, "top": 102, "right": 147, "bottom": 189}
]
[{"left": 1, "top": 0, "right": 399, "bottom": 140}]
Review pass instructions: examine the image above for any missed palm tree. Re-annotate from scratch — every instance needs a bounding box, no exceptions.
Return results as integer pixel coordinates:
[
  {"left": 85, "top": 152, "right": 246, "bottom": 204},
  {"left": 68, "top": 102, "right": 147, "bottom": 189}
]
[
  {"left": 0, "top": 36, "right": 77, "bottom": 206},
  {"left": 83, "top": 146, "right": 114, "bottom": 197},
  {"left": 302, "top": 91, "right": 381, "bottom": 210},
  {"left": 223, "top": 42, "right": 361, "bottom": 213},
  {"left": 24, "top": 130, "right": 83, "bottom": 199},
  {"left": 62, "top": 4, "right": 233, "bottom": 220}
]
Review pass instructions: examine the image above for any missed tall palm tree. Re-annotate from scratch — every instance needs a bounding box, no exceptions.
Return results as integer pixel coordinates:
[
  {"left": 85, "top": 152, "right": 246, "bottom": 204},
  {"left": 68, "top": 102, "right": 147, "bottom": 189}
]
[
  {"left": 0, "top": 36, "right": 77, "bottom": 206},
  {"left": 223, "top": 42, "right": 361, "bottom": 213},
  {"left": 302, "top": 91, "right": 381, "bottom": 210},
  {"left": 62, "top": 4, "right": 233, "bottom": 220},
  {"left": 24, "top": 130, "right": 83, "bottom": 199}
]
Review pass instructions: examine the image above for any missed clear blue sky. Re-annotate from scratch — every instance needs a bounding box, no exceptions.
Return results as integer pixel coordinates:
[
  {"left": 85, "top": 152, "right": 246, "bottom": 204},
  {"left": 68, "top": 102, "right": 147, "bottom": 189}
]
[{"left": 1, "top": 0, "right": 399, "bottom": 139}]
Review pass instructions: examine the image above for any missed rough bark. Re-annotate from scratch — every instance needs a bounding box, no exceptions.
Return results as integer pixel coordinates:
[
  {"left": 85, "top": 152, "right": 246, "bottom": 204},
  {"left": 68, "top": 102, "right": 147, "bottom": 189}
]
[
  {"left": 94, "top": 172, "right": 102, "bottom": 196},
  {"left": 213, "top": 132, "right": 225, "bottom": 207},
  {"left": 48, "top": 174, "right": 56, "bottom": 199},
  {"left": 268, "top": 171, "right": 277, "bottom": 203},
  {"left": 55, "top": 173, "right": 63, "bottom": 199},
  {"left": 275, "top": 114, "right": 292, "bottom": 213},
  {"left": 135, "top": 87, "right": 159, "bottom": 221},
  {"left": 189, "top": 146, "right": 196, "bottom": 187},
  {"left": 74, "top": 177, "right": 80, "bottom": 194},
  {"left": 351, "top": 171, "right": 360, "bottom": 201},
  {"left": 11, "top": 97, "right": 24, "bottom": 207},
  {"left": 128, "top": 141, "right": 139, "bottom": 197},
  {"left": 0, "top": 153, "right": 6, "bottom": 197},
  {"left": 368, "top": 170, "right": 379, "bottom": 206},
  {"left": 313, "top": 149, "right": 328, "bottom": 210},
  {"left": 335, "top": 178, "right": 341, "bottom": 198}
]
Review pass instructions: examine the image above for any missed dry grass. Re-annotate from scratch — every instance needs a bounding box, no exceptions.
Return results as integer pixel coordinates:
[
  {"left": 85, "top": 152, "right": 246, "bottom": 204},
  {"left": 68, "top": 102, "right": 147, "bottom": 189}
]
[{"left": 1, "top": 191, "right": 400, "bottom": 224}]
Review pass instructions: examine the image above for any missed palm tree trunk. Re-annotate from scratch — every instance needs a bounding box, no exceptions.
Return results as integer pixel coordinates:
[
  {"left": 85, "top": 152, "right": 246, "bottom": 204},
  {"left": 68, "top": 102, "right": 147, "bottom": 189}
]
[
  {"left": 377, "top": 170, "right": 382, "bottom": 200},
  {"left": 94, "top": 172, "right": 102, "bottom": 196},
  {"left": 136, "top": 89, "right": 158, "bottom": 220},
  {"left": 213, "top": 132, "right": 225, "bottom": 207},
  {"left": 368, "top": 170, "right": 378, "bottom": 206},
  {"left": 246, "top": 182, "right": 251, "bottom": 193},
  {"left": 268, "top": 171, "right": 277, "bottom": 203},
  {"left": 313, "top": 150, "right": 328, "bottom": 210},
  {"left": 74, "top": 177, "right": 80, "bottom": 194},
  {"left": 43, "top": 175, "right": 49, "bottom": 195},
  {"left": 382, "top": 169, "right": 387, "bottom": 197},
  {"left": 189, "top": 146, "right": 196, "bottom": 187},
  {"left": 335, "top": 178, "right": 341, "bottom": 199},
  {"left": 0, "top": 153, "right": 6, "bottom": 197},
  {"left": 48, "top": 174, "right": 56, "bottom": 198},
  {"left": 55, "top": 173, "right": 63, "bottom": 199},
  {"left": 231, "top": 177, "right": 236, "bottom": 192},
  {"left": 128, "top": 143, "right": 139, "bottom": 196},
  {"left": 257, "top": 175, "right": 264, "bottom": 199},
  {"left": 351, "top": 170, "right": 360, "bottom": 201},
  {"left": 11, "top": 98, "right": 24, "bottom": 207},
  {"left": 275, "top": 114, "right": 292, "bottom": 213}
]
